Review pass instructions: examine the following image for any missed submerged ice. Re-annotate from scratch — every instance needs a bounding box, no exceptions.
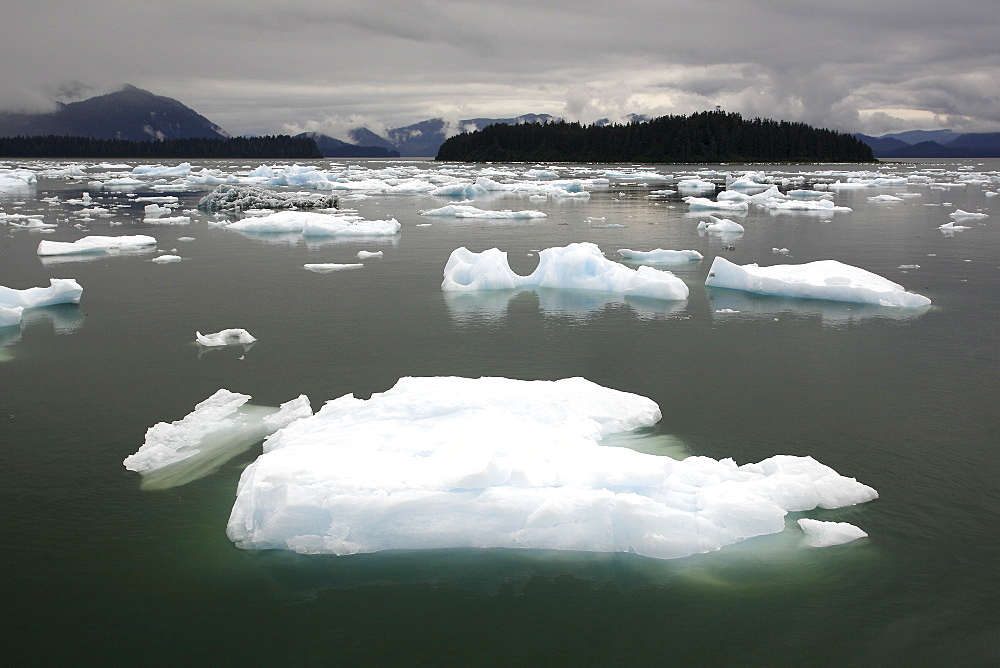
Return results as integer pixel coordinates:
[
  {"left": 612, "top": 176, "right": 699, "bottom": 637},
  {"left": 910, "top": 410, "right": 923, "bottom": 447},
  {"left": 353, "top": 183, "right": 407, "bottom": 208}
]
[{"left": 226, "top": 376, "right": 878, "bottom": 559}]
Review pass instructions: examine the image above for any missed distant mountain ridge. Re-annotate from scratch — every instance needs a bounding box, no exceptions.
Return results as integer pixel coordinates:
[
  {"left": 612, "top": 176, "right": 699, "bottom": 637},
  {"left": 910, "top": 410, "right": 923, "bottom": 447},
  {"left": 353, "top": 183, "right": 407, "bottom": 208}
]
[
  {"left": 0, "top": 85, "right": 228, "bottom": 141},
  {"left": 348, "top": 114, "right": 560, "bottom": 157},
  {"left": 854, "top": 130, "right": 1000, "bottom": 158}
]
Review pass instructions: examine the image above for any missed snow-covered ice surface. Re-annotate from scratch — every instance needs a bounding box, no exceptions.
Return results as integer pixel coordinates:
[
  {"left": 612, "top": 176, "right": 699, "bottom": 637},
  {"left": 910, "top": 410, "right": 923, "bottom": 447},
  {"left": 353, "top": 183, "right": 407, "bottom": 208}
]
[
  {"left": 37, "top": 235, "right": 157, "bottom": 256},
  {"left": 442, "top": 243, "right": 689, "bottom": 301},
  {"left": 123, "top": 390, "right": 312, "bottom": 490},
  {"left": 226, "top": 376, "right": 878, "bottom": 558},
  {"left": 705, "top": 257, "right": 931, "bottom": 307}
]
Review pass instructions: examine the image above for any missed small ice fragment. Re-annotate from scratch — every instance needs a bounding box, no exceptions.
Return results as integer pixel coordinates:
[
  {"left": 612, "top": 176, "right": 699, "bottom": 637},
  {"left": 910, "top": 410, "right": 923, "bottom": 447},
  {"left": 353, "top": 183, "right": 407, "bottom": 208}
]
[
  {"left": 196, "top": 329, "right": 257, "bottom": 347},
  {"left": 798, "top": 518, "right": 868, "bottom": 547}
]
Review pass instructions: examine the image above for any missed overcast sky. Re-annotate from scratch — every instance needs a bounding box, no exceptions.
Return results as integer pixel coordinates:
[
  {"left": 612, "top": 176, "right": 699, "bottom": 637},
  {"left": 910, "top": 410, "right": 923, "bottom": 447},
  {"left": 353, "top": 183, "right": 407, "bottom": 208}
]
[{"left": 3, "top": 0, "right": 999, "bottom": 139}]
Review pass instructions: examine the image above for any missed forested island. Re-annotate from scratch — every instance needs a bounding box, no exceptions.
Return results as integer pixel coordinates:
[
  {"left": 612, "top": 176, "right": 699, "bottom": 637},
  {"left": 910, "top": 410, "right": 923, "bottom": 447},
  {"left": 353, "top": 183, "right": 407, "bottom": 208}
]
[
  {"left": 435, "top": 111, "right": 876, "bottom": 163},
  {"left": 0, "top": 134, "right": 323, "bottom": 159}
]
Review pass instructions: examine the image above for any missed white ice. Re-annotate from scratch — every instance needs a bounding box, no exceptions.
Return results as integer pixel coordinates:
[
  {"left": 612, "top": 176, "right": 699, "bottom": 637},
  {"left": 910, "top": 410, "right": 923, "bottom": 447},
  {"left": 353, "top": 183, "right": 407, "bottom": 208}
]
[
  {"left": 705, "top": 257, "right": 931, "bottom": 307},
  {"left": 0, "top": 278, "right": 83, "bottom": 309},
  {"left": 949, "top": 209, "right": 988, "bottom": 219},
  {"left": 123, "top": 390, "right": 312, "bottom": 490},
  {"left": 618, "top": 249, "right": 703, "bottom": 264},
  {"left": 357, "top": 250, "right": 383, "bottom": 259},
  {"left": 226, "top": 376, "right": 877, "bottom": 559},
  {"left": 37, "top": 235, "right": 156, "bottom": 256},
  {"left": 196, "top": 328, "right": 257, "bottom": 347},
  {"left": 227, "top": 211, "right": 400, "bottom": 236},
  {"left": 304, "top": 263, "right": 364, "bottom": 273},
  {"left": 152, "top": 255, "right": 182, "bottom": 263},
  {"left": 442, "top": 243, "right": 689, "bottom": 301},
  {"left": 697, "top": 215, "right": 745, "bottom": 235},
  {"left": 0, "top": 305, "right": 24, "bottom": 328},
  {"left": 797, "top": 518, "right": 868, "bottom": 548},
  {"left": 421, "top": 204, "right": 546, "bottom": 219},
  {"left": 684, "top": 196, "right": 749, "bottom": 212}
]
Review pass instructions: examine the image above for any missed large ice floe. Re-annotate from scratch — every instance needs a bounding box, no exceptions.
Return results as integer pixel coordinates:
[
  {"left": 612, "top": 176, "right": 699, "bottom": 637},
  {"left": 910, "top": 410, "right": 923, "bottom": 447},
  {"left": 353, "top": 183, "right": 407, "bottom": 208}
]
[
  {"left": 37, "top": 235, "right": 157, "bottom": 256},
  {"left": 226, "top": 211, "right": 400, "bottom": 237},
  {"left": 123, "top": 390, "right": 312, "bottom": 490},
  {"left": 197, "top": 184, "right": 338, "bottom": 212},
  {"left": 421, "top": 204, "right": 546, "bottom": 219},
  {"left": 225, "top": 376, "right": 877, "bottom": 558},
  {"left": 442, "top": 243, "right": 689, "bottom": 301},
  {"left": 705, "top": 257, "right": 931, "bottom": 307}
]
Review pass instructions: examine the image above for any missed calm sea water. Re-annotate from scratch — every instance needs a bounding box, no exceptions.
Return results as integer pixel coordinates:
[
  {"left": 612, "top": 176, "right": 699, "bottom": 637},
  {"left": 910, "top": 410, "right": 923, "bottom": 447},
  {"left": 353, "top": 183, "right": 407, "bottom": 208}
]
[{"left": 2, "top": 158, "right": 998, "bottom": 664}]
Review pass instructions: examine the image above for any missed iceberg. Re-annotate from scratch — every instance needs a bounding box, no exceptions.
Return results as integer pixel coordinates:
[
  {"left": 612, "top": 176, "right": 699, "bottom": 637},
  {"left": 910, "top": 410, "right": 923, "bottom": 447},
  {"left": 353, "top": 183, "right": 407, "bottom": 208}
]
[
  {"left": 697, "top": 215, "right": 745, "bottom": 235},
  {"left": 196, "top": 328, "right": 257, "bottom": 347},
  {"left": 949, "top": 209, "right": 988, "bottom": 219},
  {"left": 421, "top": 204, "right": 546, "bottom": 219},
  {"left": 123, "top": 390, "right": 312, "bottom": 490},
  {"left": 617, "top": 249, "right": 703, "bottom": 264},
  {"left": 197, "top": 184, "right": 338, "bottom": 212},
  {"left": 226, "top": 376, "right": 878, "bottom": 558},
  {"left": 705, "top": 256, "right": 931, "bottom": 307},
  {"left": 798, "top": 518, "right": 868, "bottom": 548},
  {"left": 442, "top": 243, "right": 689, "bottom": 301},
  {"left": 227, "top": 211, "right": 400, "bottom": 236},
  {"left": 151, "top": 255, "right": 182, "bottom": 263},
  {"left": 304, "top": 263, "right": 364, "bottom": 273},
  {"left": 37, "top": 235, "right": 157, "bottom": 256},
  {"left": 684, "top": 196, "right": 749, "bottom": 212},
  {"left": 0, "top": 278, "right": 83, "bottom": 309}
]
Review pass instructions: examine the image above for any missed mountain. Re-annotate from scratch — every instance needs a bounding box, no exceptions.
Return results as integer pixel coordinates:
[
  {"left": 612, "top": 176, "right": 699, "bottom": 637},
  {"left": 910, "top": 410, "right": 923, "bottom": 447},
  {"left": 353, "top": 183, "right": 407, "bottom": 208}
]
[
  {"left": 294, "top": 132, "right": 400, "bottom": 158},
  {"left": 854, "top": 129, "right": 1000, "bottom": 158},
  {"left": 0, "top": 85, "right": 228, "bottom": 141},
  {"left": 348, "top": 114, "right": 559, "bottom": 157}
]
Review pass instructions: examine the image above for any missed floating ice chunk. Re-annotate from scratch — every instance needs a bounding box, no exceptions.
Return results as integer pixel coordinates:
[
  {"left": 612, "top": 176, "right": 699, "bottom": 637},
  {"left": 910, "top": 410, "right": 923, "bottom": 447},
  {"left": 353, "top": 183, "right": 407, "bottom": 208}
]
[
  {"left": 420, "top": 204, "right": 546, "bottom": 219},
  {"left": 705, "top": 256, "right": 931, "bottom": 307},
  {"left": 227, "top": 211, "right": 400, "bottom": 236},
  {"left": 123, "top": 390, "right": 312, "bottom": 490},
  {"left": 949, "top": 209, "right": 988, "bottom": 219},
  {"left": 0, "top": 305, "right": 24, "bottom": 328},
  {"left": 196, "top": 328, "right": 257, "bottom": 347},
  {"left": 198, "top": 184, "right": 338, "bottom": 211},
  {"left": 684, "top": 196, "right": 749, "bottom": 212},
  {"left": 697, "top": 215, "right": 744, "bottom": 235},
  {"left": 132, "top": 163, "right": 192, "bottom": 178},
  {"left": 868, "top": 194, "right": 903, "bottom": 203},
  {"left": 676, "top": 178, "right": 716, "bottom": 192},
  {"left": 762, "top": 198, "right": 851, "bottom": 212},
  {"left": 226, "top": 376, "right": 877, "bottom": 558},
  {"left": 37, "top": 235, "right": 157, "bottom": 256},
  {"left": 797, "top": 518, "right": 868, "bottom": 548},
  {"left": 152, "top": 254, "right": 182, "bottom": 263},
  {"left": 443, "top": 243, "right": 689, "bottom": 301},
  {"left": 786, "top": 189, "right": 832, "bottom": 200},
  {"left": 144, "top": 215, "right": 191, "bottom": 225},
  {"left": 357, "top": 250, "right": 383, "bottom": 259},
  {"left": 304, "top": 263, "right": 363, "bottom": 273},
  {"left": 938, "top": 221, "right": 971, "bottom": 231},
  {"left": 617, "top": 248, "right": 703, "bottom": 264},
  {"left": 0, "top": 279, "right": 83, "bottom": 309},
  {"left": 8, "top": 219, "right": 57, "bottom": 230},
  {"left": 143, "top": 203, "right": 172, "bottom": 217},
  {"left": 442, "top": 247, "right": 522, "bottom": 291}
]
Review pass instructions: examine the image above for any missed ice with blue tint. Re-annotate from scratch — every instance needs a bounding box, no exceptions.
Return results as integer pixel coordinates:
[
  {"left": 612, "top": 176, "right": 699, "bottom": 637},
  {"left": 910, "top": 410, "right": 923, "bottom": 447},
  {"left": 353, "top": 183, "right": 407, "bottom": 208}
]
[
  {"left": 705, "top": 256, "right": 931, "bottom": 307},
  {"left": 442, "top": 243, "right": 689, "bottom": 301},
  {"left": 0, "top": 278, "right": 83, "bottom": 309},
  {"left": 226, "top": 211, "right": 400, "bottom": 236},
  {"left": 618, "top": 249, "right": 703, "bottom": 264},
  {"left": 225, "top": 376, "right": 878, "bottom": 559}
]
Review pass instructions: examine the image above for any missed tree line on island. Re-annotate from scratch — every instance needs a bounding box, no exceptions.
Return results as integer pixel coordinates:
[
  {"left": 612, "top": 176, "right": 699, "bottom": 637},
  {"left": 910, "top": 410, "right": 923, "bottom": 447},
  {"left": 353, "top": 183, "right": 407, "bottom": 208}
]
[
  {"left": 0, "top": 134, "right": 323, "bottom": 159},
  {"left": 435, "top": 110, "right": 876, "bottom": 163}
]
